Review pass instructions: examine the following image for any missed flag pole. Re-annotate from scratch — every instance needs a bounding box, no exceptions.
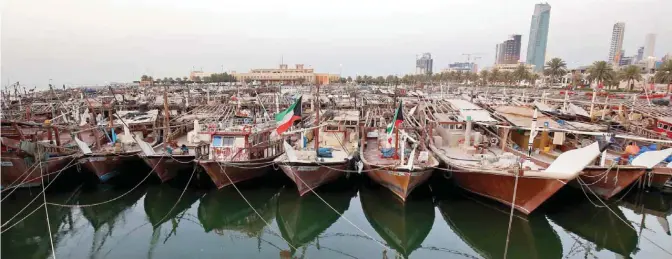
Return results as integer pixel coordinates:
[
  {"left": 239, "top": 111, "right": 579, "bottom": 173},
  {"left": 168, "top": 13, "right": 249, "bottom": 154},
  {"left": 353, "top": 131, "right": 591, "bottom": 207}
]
[{"left": 394, "top": 125, "right": 399, "bottom": 160}]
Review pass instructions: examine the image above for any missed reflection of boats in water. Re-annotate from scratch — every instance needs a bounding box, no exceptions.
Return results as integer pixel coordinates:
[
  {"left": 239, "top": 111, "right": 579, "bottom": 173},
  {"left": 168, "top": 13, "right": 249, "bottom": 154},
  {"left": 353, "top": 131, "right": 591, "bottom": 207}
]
[
  {"left": 78, "top": 185, "right": 148, "bottom": 230},
  {"left": 546, "top": 193, "right": 638, "bottom": 257},
  {"left": 275, "top": 183, "right": 357, "bottom": 254},
  {"left": 359, "top": 184, "right": 434, "bottom": 258},
  {"left": 436, "top": 188, "right": 562, "bottom": 259},
  {"left": 78, "top": 185, "right": 148, "bottom": 257},
  {"left": 144, "top": 185, "right": 203, "bottom": 228},
  {"left": 620, "top": 190, "right": 671, "bottom": 236},
  {"left": 197, "top": 184, "right": 279, "bottom": 236},
  {"left": 1, "top": 190, "right": 78, "bottom": 259}
]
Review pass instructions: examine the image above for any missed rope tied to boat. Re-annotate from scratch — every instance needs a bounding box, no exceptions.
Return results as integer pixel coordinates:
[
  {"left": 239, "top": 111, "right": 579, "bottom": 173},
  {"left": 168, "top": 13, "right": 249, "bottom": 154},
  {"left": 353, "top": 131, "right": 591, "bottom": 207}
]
[
  {"left": 46, "top": 155, "right": 164, "bottom": 208},
  {"left": 213, "top": 161, "right": 300, "bottom": 253},
  {"left": 502, "top": 163, "right": 521, "bottom": 259}
]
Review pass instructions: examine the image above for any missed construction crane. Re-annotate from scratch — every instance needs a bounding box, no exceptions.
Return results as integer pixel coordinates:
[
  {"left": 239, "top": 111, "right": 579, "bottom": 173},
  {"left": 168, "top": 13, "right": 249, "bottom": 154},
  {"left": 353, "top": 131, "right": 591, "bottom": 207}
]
[{"left": 462, "top": 53, "right": 483, "bottom": 62}]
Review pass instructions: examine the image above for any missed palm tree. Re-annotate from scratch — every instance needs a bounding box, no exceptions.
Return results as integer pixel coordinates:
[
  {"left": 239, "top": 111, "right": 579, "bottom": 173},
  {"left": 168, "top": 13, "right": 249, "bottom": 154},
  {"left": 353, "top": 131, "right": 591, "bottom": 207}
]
[
  {"left": 490, "top": 68, "right": 500, "bottom": 85},
  {"left": 544, "top": 58, "right": 568, "bottom": 85},
  {"left": 479, "top": 70, "right": 490, "bottom": 86},
  {"left": 570, "top": 72, "right": 584, "bottom": 89},
  {"left": 513, "top": 64, "right": 530, "bottom": 86},
  {"left": 455, "top": 71, "right": 464, "bottom": 84},
  {"left": 500, "top": 71, "right": 513, "bottom": 85},
  {"left": 618, "top": 65, "right": 643, "bottom": 91},
  {"left": 529, "top": 73, "right": 540, "bottom": 88},
  {"left": 587, "top": 61, "right": 615, "bottom": 89},
  {"left": 654, "top": 60, "right": 672, "bottom": 94}
]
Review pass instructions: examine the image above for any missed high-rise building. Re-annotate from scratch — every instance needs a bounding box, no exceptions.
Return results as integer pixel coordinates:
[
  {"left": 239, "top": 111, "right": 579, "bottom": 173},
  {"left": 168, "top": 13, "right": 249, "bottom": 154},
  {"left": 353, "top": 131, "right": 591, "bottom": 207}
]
[
  {"left": 416, "top": 53, "right": 433, "bottom": 75},
  {"left": 644, "top": 33, "right": 656, "bottom": 58},
  {"left": 526, "top": 3, "right": 551, "bottom": 72},
  {"left": 636, "top": 46, "right": 644, "bottom": 62},
  {"left": 495, "top": 35, "right": 522, "bottom": 64},
  {"left": 608, "top": 22, "right": 626, "bottom": 63}
]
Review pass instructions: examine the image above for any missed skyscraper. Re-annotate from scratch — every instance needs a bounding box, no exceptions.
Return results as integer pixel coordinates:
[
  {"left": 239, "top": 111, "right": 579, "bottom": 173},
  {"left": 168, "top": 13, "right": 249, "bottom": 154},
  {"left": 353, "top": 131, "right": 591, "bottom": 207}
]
[
  {"left": 495, "top": 35, "right": 521, "bottom": 64},
  {"left": 608, "top": 22, "right": 626, "bottom": 63},
  {"left": 636, "top": 46, "right": 644, "bottom": 62},
  {"left": 644, "top": 33, "right": 656, "bottom": 58},
  {"left": 526, "top": 3, "right": 551, "bottom": 72},
  {"left": 415, "top": 53, "right": 433, "bottom": 75}
]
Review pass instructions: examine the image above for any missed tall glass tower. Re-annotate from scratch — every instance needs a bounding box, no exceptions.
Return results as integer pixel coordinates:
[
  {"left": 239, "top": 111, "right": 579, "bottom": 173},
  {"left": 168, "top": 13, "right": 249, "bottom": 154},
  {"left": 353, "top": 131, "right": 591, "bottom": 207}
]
[{"left": 526, "top": 3, "right": 551, "bottom": 72}]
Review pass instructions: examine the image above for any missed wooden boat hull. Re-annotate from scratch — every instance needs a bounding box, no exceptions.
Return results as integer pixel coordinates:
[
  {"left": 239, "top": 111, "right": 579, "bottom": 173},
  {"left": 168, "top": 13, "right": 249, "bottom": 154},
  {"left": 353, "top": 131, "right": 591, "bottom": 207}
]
[
  {"left": 142, "top": 155, "right": 195, "bottom": 183},
  {"left": 78, "top": 153, "right": 142, "bottom": 182},
  {"left": 645, "top": 167, "right": 672, "bottom": 189},
  {"left": 198, "top": 156, "right": 276, "bottom": 189},
  {"left": 1, "top": 154, "right": 75, "bottom": 189},
  {"left": 363, "top": 164, "right": 433, "bottom": 201},
  {"left": 573, "top": 166, "right": 645, "bottom": 199},
  {"left": 449, "top": 169, "right": 567, "bottom": 215},
  {"left": 277, "top": 161, "right": 347, "bottom": 196}
]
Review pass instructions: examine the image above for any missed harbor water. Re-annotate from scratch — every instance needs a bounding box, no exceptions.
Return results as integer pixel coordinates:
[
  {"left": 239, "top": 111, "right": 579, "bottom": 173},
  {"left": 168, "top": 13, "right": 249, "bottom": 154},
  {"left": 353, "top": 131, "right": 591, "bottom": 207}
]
[{"left": 2, "top": 173, "right": 671, "bottom": 259}]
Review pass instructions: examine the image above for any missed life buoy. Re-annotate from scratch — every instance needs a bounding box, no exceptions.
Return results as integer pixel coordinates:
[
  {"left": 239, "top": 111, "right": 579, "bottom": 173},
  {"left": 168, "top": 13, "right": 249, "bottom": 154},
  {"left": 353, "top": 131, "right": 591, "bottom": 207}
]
[{"left": 490, "top": 138, "right": 499, "bottom": 145}]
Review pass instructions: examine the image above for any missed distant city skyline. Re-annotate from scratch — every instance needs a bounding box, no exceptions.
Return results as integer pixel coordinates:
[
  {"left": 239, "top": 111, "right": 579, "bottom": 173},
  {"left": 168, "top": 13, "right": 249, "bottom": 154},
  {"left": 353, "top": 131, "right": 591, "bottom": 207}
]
[{"left": 2, "top": 0, "right": 672, "bottom": 88}]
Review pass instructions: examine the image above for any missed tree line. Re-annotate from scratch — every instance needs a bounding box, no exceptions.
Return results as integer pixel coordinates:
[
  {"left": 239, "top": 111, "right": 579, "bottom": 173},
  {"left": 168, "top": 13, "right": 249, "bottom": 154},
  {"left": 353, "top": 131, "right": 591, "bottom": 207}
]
[{"left": 138, "top": 59, "right": 672, "bottom": 93}]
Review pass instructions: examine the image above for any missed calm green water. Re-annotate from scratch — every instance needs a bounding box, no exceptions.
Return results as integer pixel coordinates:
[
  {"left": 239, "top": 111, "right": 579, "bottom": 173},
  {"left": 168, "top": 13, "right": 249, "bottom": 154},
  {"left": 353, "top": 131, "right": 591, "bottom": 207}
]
[{"left": 2, "top": 174, "right": 671, "bottom": 259}]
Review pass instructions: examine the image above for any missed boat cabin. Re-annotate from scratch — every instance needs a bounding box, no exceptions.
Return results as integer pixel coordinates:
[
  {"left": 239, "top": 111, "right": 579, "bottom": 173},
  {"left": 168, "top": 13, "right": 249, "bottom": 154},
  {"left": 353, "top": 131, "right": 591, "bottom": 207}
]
[{"left": 655, "top": 117, "right": 672, "bottom": 138}]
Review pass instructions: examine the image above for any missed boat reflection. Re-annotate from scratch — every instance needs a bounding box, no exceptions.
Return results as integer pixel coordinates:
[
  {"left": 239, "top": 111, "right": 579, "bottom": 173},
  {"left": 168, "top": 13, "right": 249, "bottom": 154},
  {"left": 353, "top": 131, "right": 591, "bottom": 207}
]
[
  {"left": 198, "top": 184, "right": 279, "bottom": 236},
  {"left": 144, "top": 184, "right": 203, "bottom": 228},
  {"left": 436, "top": 188, "right": 562, "bottom": 259},
  {"left": 620, "top": 190, "right": 671, "bottom": 236},
  {"left": 275, "top": 182, "right": 357, "bottom": 255},
  {"left": 360, "top": 183, "right": 434, "bottom": 258},
  {"left": 546, "top": 194, "right": 638, "bottom": 257},
  {"left": 1, "top": 190, "right": 78, "bottom": 259},
  {"left": 78, "top": 185, "right": 148, "bottom": 231}
]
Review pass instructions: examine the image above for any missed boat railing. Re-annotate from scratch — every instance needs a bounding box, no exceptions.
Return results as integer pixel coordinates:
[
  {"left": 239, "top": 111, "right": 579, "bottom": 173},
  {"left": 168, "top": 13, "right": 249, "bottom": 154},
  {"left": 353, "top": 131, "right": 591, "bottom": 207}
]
[{"left": 210, "top": 140, "right": 284, "bottom": 162}]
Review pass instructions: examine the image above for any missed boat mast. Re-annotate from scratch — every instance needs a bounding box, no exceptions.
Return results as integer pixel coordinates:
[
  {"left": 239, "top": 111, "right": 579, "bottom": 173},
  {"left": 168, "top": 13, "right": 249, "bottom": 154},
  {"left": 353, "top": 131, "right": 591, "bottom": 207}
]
[
  {"left": 163, "top": 85, "right": 170, "bottom": 143},
  {"left": 314, "top": 84, "right": 320, "bottom": 153}
]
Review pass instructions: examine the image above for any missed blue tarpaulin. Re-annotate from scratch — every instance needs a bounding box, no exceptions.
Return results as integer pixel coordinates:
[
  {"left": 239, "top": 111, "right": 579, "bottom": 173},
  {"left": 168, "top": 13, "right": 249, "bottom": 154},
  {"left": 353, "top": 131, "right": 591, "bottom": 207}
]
[{"left": 318, "top": 147, "right": 333, "bottom": 158}]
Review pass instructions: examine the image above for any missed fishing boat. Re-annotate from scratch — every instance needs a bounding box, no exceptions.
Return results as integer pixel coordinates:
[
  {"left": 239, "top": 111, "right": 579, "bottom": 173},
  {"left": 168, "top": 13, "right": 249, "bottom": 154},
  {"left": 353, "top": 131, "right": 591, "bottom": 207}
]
[
  {"left": 75, "top": 109, "right": 160, "bottom": 182},
  {"left": 197, "top": 114, "right": 283, "bottom": 188},
  {"left": 428, "top": 100, "right": 615, "bottom": 214},
  {"left": 275, "top": 95, "right": 359, "bottom": 195},
  {"left": 1, "top": 121, "right": 79, "bottom": 189},
  {"left": 360, "top": 102, "right": 438, "bottom": 201},
  {"left": 359, "top": 183, "right": 434, "bottom": 258}
]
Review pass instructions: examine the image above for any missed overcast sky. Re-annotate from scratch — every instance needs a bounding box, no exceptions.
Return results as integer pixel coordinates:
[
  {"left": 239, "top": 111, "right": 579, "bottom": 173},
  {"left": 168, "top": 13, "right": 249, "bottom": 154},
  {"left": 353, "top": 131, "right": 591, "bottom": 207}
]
[{"left": 2, "top": 0, "right": 671, "bottom": 88}]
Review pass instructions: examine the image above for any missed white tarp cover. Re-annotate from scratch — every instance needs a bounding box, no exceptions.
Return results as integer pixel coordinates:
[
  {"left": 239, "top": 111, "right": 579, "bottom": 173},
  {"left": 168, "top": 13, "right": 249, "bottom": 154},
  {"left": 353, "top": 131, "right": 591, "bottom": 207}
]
[
  {"left": 447, "top": 99, "right": 497, "bottom": 122},
  {"left": 544, "top": 142, "right": 600, "bottom": 176},
  {"left": 631, "top": 148, "right": 672, "bottom": 169}
]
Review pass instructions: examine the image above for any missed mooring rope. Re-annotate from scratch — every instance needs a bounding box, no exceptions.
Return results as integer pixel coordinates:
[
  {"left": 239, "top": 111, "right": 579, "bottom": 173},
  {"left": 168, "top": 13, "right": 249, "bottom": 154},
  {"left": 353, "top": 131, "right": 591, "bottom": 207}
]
[
  {"left": 213, "top": 161, "right": 301, "bottom": 253},
  {"left": 578, "top": 177, "right": 672, "bottom": 256},
  {"left": 1, "top": 154, "right": 80, "bottom": 228},
  {"left": 47, "top": 155, "right": 163, "bottom": 208},
  {"left": 151, "top": 164, "right": 197, "bottom": 228},
  {"left": 38, "top": 147, "right": 58, "bottom": 259},
  {"left": 279, "top": 160, "right": 389, "bottom": 251},
  {"left": 502, "top": 165, "right": 521, "bottom": 259}
]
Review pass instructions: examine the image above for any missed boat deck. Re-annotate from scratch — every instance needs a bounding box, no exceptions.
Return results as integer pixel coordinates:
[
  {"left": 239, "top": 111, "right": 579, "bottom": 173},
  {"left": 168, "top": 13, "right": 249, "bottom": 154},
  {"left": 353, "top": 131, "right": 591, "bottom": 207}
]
[{"left": 364, "top": 139, "right": 435, "bottom": 167}]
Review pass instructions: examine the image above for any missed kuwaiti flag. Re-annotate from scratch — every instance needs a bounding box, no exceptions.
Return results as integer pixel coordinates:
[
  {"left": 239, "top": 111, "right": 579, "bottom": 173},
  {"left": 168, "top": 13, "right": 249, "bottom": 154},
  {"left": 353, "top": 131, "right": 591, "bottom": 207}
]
[
  {"left": 275, "top": 95, "right": 302, "bottom": 135},
  {"left": 386, "top": 101, "right": 404, "bottom": 144}
]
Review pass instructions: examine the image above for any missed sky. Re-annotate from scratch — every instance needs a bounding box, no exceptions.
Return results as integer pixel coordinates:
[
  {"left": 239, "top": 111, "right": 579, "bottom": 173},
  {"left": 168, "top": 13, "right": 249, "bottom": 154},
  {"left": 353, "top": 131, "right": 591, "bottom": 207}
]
[{"left": 2, "top": 0, "right": 671, "bottom": 88}]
